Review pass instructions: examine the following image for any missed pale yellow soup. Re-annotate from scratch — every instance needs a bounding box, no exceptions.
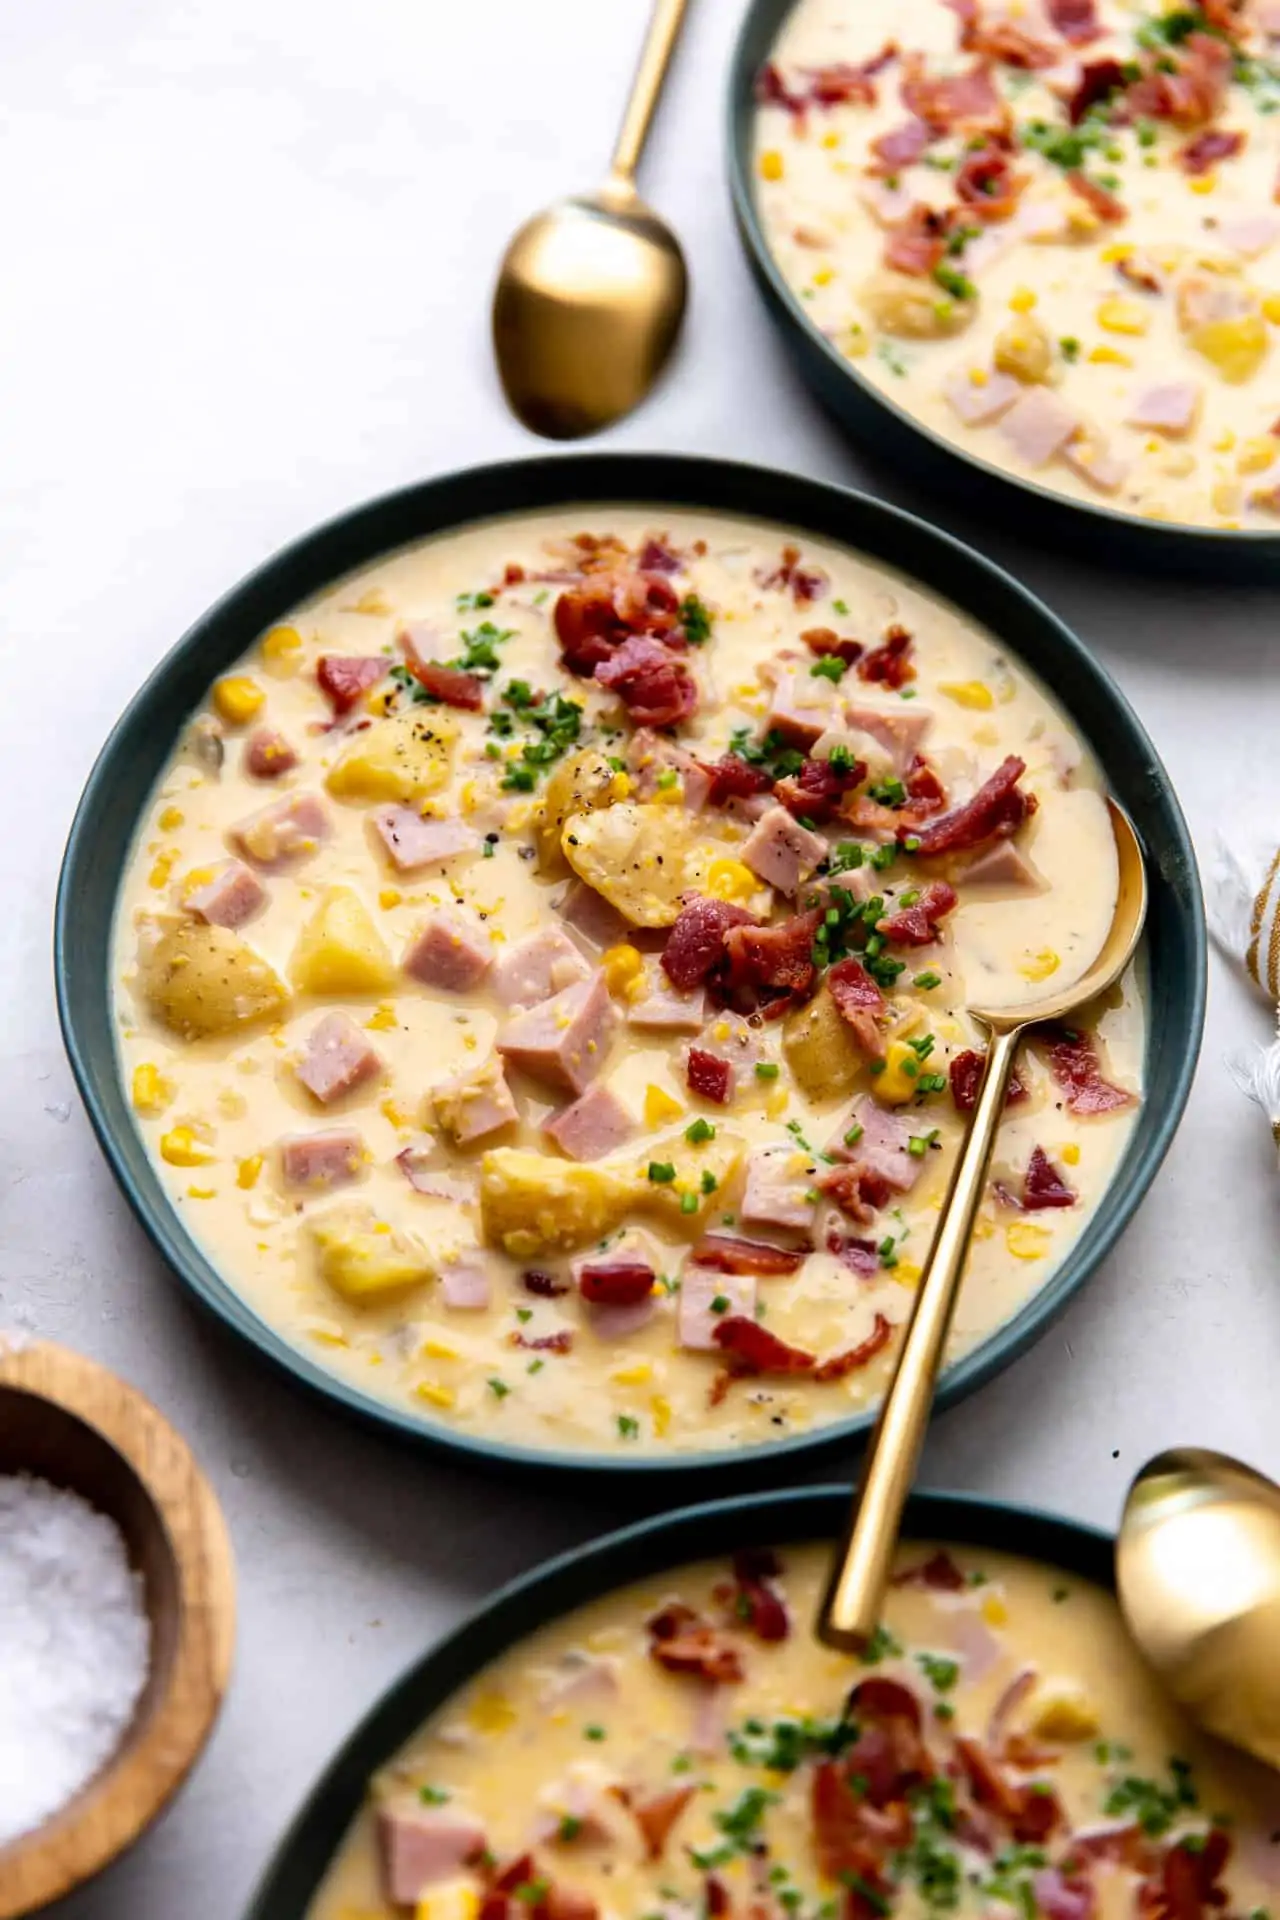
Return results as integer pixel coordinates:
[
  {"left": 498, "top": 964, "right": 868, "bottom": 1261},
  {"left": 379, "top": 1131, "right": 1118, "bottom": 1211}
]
[
  {"left": 112, "top": 508, "right": 1142, "bottom": 1457},
  {"left": 754, "top": 0, "right": 1280, "bottom": 531},
  {"left": 310, "top": 1539, "right": 1280, "bottom": 1920}
]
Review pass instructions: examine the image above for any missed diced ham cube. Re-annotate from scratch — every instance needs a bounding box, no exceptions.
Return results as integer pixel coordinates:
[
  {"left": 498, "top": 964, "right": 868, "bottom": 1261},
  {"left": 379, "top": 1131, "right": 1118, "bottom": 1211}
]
[
  {"left": 627, "top": 966, "right": 708, "bottom": 1033},
  {"left": 998, "top": 387, "right": 1078, "bottom": 468},
  {"left": 231, "top": 793, "right": 330, "bottom": 870},
  {"left": 558, "top": 880, "right": 632, "bottom": 950},
  {"left": 295, "top": 1012, "right": 383, "bottom": 1105},
  {"left": 317, "top": 655, "right": 386, "bottom": 715},
  {"left": 403, "top": 907, "right": 492, "bottom": 992},
  {"left": 244, "top": 727, "right": 298, "bottom": 780},
  {"left": 837, "top": 1098, "right": 924, "bottom": 1196},
  {"left": 857, "top": 178, "right": 916, "bottom": 227},
  {"left": 945, "top": 368, "right": 1022, "bottom": 427},
  {"left": 1216, "top": 214, "right": 1280, "bottom": 258},
  {"left": 497, "top": 973, "right": 618, "bottom": 1096},
  {"left": 432, "top": 1055, "right": 518, "bottom": 1147},
  {"left": 741, "top": 805, "right": 826, "bottom": 898},
  {"left": 963, "top": 840, "right": 1044, "bottom": 888},
  {"left": 543, "top": 1082, "right": 635, "bottom": 1161},
  {"left": 627, "top": 729, "right": 711, "bottom": 810},
  {"left": 376, "top": 1798, "right": 486, "bottom": 1903},
  {"left": 765, "top": 671, "right": 839, "bottom": 750},
  {"left": 844, "top": 702, "right": 934, "bottom": 774},
  {"left": 1125, "top": 381, "right": 1201, "bottom": 437},
  {"left": 1060, "top": 430, "right": 1130, "bottom": 496},
  {"left": 678, "top": 1266, "right": 757, "bottom": 1351},
  {"left": 438, "top": 1249, "right": 492, "bottom": 1310},
  {"left": 491, "top": 928, "right": 590, "bottom": 1008},
  {"left": 186, "top": 860, "right": 266, "bottom": 930},
  {"left": 372, "top": 806, "right": 480, "bottom": 874},
  {"left": 740, "top": 1146, "right": 819, "bottom": 1236},
  {"left": 280, "top": 1127, "right": 364, "bottom": 1190}
]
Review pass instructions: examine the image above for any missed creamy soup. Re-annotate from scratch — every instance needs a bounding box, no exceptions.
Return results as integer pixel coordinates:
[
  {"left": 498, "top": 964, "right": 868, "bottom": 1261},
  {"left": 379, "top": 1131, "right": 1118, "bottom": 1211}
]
[
  {"left": 112, "top": 509, "right": 1142, "bottom": 1457},
  {"left": 754, "top": 0, "right": 1280, "bottom": 531},
  {"left": 309, "top": 1538, "right": 1280, "bottom": 1920}
]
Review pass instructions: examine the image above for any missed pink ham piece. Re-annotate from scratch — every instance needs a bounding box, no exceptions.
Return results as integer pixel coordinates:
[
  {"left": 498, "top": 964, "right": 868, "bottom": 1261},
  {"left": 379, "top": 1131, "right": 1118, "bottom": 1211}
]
[
  {"left": 316, "top": 655, "right": 386, "bottom": 716},
  {"left": 857, "top": 178, "right": 917, "bottom": 227},
  {"left": 964, "top": 840, "right": 1043, "bottom": 887},
  {"left": 845, "top": 702, "right": 934, "bottom": 773},
  {"left": 295, "top": 1012, "right": 383, "bottom": 1105},
  {"left": 280, "top": 1127, "right": 364, "bottom": 1190},
  {"left": 741, "top": 1145, "right": 819, "bottom": 1235},
  {"left": 1060, "top": 432, "right": 1131, "bottom": 496},
  {"left": 741, "top": 805, "right": 826, "bottom": 898},
  {"left": 1217, "top": 213, "right": 1280, "bottom": 258},
  {"left": 376, "top": 1798, "right": 486, "bottom": 1903},
  {"left": 244, "top": 727, "right": 298, "bottom": 780},
  {"left": 491, "top": 927, "right": 590, "bottom": 1008},
  {"left": 543, "top": 1082, "right": 635, "bottom": 1161},
  {"left": 678, "top": 1266, "right": 757, "bottom": 1351},
  {"left": 944, "top": 367, "right": 1022, "bottom": 427},
  {"left": 438, "top": 1249, "right": 492, "bottom": 1310},
  {"left": 1033, "top": 1870, "right": 1095, "bottom": 1920},
  {"left": 627, "top": 729, "right": 711, "bottom": 809},
  {"left": 1126, "top": 381, "right": 1202, "bottom": 437},
  {"left": 186, "top": 860, "right": 266, "bottom": 930},
  {"left": 403, "top": 907, "right": 492, "bottom": 992},
  {"left": 497, "top": 972, "right": 618, "bottom": 1096},
  {"left": 998, "top": 387, "right": 1079, "bottom": 468},
  {"left": 432, "top": 1056, "right": 519, "bottom": 1147},
  {"left": 372, "top": 806, "right": 480, "bottom": 874},
  {"left": 395, "top": 1150, "right": 474, "bottom": 1204},
  {"left": 231, "top": 793, "right": 330, "bottom": 870},
  {"left": 764, "top": 671, "right": 839, "bottom": 749},
  {"left": 627, "top": 967, "right": 708, "bottom": 1033},
  {"left": 558, "top": 880, "right": 632, "bottom": 951},
  {"left": 836, "top": 1099, "right": 925, "bottom": 1197}
]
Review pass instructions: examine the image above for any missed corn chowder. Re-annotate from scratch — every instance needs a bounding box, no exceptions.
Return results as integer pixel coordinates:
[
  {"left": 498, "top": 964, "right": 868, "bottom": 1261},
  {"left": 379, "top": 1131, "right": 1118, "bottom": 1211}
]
[
  {"left": 112, "top": 509, "right": 1142, "bottom": 1457},
  {"left": 309, "top": 1539, "right": 1280, "bottom": 1920},
  {"left": 754, "top": 0, "right": 1280, "bottom": 530}
]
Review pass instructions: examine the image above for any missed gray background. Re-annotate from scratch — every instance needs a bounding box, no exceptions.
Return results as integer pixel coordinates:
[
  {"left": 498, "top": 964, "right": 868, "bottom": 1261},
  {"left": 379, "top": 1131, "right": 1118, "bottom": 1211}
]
[{"left": 3, "top": 1, "right": 1278, "bottom": 1914}]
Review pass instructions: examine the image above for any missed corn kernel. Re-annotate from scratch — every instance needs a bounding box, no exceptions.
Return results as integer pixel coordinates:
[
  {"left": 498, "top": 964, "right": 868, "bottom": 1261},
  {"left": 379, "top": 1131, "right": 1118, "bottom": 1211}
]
[
  {"left": 178, "top": 867, "right": 214, "bottom": 902},
  {"left": 813, "top": 266, "right": 835, "bottom": 287},
  {"left": 892, "top": 1261, "right": 922, "bottom": 1290},
  {"left": 186, "top": 1185, "right": 216, "bottom": 1200},
  {"left": 938, "top": 679, "right": 994, "bottom": 711},
  {"left": 706, "top": 858, "right": 758, "bottom": 903},
  {"left": 1237, "top": 437, "right": 1276, "bottom": 474},
  {"left": 1212, "top": 428, "right": 1237, "bottom": 451},
  {"left": 1006, "top": 1220, "right": 1051, "bottom": 1260},
  {"left": 415, "top": 1883, "right": 480, "bottom": 1920},
  {"left": 365, "top": 1003, "right": 399, "bottom": 1032},
  {"left": 1008, "top": 286, "right": 1037, "bottom": 313},
  {"left": 416, "top": 1382, "right": 456, "bottom": 1411},
  {"left": 872, "top": 1040, "right": 922, "bottom": 1106},
  {"left": 261, "top": 624, "right": 303, "bottom": 672},
  {"left": 467, "top": 1690, "right": 516, "bottom": 1734},
  {"left": 601, "top": 943, "right": 645, "bottom": 996},
  {"left": 1020, "top": 948, "right": 1060, "bottom": 982},
  {"left": 651, "top": 1394, "right": 673, "bottom": 1437},
  {"left": 160, "top": 1125, "right": 213, "bottom": 1168},
  {"left": 423, "top": 1339, "right": 459, "bottom": 1361},
  {"left": 212, "top": 676, "right": 265, "bottom": 726},
  {"left": 821, "top": 130, "right": 841, "bottom": 149},
  {"left": 1100, "top": 242, "right": 1132, "bottom": 264},
  {"left": 766, "top": 1086, "right": 789, "bottom": 1118},
  {"left": 1097, "top": 297, "right": 1149, "bottom": 336},
  {"left": 1061, "top": 1142, "right": 1081, "bottom": 1167},
  {"left": 644, "top": 1084, "right": 684, "bottom": 1126},
  {"left": 381, "top": 1095, "right": 411, "bottom": 1129},
  {"left": 379, "top": 887, "right": 403, "bottom": 910},
  {"left": 236, "top": 1154, "right": 263, "bottom": 1190},
  {"left": 760, "top": 149, "right": 784, "bottom": 182},
  {"left": 982, "top": 1594, "right": 1009, "bottom": 1626},
  {"left": 158, "top": 805, "right": 185, "bottom": 831},
  {"left": 972, "top": 1212, "right": 996, "bottom": 1242},
  {"left": 1189, "top": 170, "right": 1216, "bottom": 194},
  {"left": 148, "top": 848, "right": 179, "bottom": 890},
  {"left": 968, "top": 366, "right": 989, "bottom": 388},
  {"left": 131, "top": 1063, "right": 174, "bottom": 1115},
  {"left": 1263, "top": 294, "right": 1280, "bottom": 326},
  {"left": 1088, "top": 345, "right": 1133, "bottom": 366},
  {"left": 613, "top": 1362, "right": 653, "bottom": 1386},
  {"left": 306, "top": 1320, "right": 349, "bottom": 1349},
  {"left": 351, "top": 588, "right": 392, "bottom": 616},
  {"left": 1212, "top": 480, "right": 1242, "bottom": 517}
]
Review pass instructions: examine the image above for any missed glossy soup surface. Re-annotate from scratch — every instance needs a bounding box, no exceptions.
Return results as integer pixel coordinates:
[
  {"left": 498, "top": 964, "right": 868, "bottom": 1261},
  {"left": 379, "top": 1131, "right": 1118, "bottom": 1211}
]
[
  {"left": 113, "top": 508, "right": 1141, "bottom": 1456},
  {"left": 754, "top": 0, "right": 1280, "bottom": 531},
  {"left": 310, "top": 1539, "right": 1280, "bottom": 1920}
]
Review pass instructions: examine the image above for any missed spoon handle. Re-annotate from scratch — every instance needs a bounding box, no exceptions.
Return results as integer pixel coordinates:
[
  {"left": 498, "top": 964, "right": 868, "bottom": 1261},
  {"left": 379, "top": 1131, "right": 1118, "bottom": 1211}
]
[
  {"left": 818, "top": 1023, "right": 1025, "bottom": 1650},
  {"left": 610, "top": 0, "right": 692, "bottom": 184}
]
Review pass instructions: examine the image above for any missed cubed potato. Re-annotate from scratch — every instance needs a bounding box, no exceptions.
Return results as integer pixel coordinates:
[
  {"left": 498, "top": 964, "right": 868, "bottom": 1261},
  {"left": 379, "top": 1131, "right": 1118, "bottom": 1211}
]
[
  {"left": 290, "top": 888, "right": 396, "bottom": 995},
  {"left": 326, "top": 710, "right": 456, "bottom": 805},
  {"left": 561, "top": 803, "right": 744, "bottom": 928},
  {"left": 630, "top": 1127, "right": 747, "bottom": 1233},
  {"left": 1029, "top": 1683, "right": 1100, "bottom": 1743},
  {"left": 862, "top": 272, "right": 977, "bottom": 341},
  {"left": 533, "top": 750, "right": 620, "bottom": 875},
  {"left": 142, "top": 921, "right": 289, "bottom": 1038},
  {"left": 309, "top": 1203, "right": 433, "bottom": 1304},
  {"left": 1187, "top": 313, "right": 1269, "bottom": 383},
  {"left": 783, "top": 986, "right": 868, "bottom": 1101},
  {"left": 479, "top": 1148, "right": 636, "bottom": 1257},
  {"left": 993, "top": 314, "right": 1052, "bottom": 383}
]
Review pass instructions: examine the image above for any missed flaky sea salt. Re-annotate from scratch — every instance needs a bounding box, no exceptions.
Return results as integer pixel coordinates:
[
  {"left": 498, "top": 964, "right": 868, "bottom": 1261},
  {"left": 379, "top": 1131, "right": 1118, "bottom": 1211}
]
[{"left": 0, "top": 1474, "right": 151, "bottom": 1847}]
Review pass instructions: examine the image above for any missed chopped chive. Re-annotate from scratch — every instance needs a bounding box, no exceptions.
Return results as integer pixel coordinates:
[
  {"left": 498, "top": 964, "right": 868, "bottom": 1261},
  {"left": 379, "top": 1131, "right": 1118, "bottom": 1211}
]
[
  {"left": 685, "top": 1117, "right": 716, "bottom": 1144},
  {"left": 755, "top": 1061, "right": 780, "bottom": 1080},
  {"left": 679, "top": 1191, "right": 699, "bottom": 1215},
  {"left": 648, "top": 1161, "right": 676, "bottom": 1183}
]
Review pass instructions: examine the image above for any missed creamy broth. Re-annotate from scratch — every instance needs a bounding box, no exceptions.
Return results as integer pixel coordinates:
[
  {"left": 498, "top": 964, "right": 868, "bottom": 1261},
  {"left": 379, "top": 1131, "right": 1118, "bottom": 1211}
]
[
  {"left": 112, "top": 508, "right": 1142, "bottom": 1457},
  {"left": 754, "top": 0, "right": 1280, "bottom": 531},
  {"left": 309, "top": 1539, "right": 1280, "bottom": 1920}
]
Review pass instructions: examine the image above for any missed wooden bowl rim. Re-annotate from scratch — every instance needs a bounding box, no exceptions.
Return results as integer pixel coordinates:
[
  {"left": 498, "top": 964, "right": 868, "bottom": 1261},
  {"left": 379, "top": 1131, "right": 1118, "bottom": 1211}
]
[{"left": 0, "top": 1339, "right": 236, "bottom": 1919}]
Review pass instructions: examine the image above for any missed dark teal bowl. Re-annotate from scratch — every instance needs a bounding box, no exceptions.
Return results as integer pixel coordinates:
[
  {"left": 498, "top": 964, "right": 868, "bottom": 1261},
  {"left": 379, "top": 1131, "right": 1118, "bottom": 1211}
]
[
  {"left": 727, "top": 0, "right": 1280, "bottom": 582},
  {"left": 55, "top": 452, "right": 1205, "bottom": 1487},
  {"left": 243, "top": 1483, "right": 1116, "bottom": 1918}
]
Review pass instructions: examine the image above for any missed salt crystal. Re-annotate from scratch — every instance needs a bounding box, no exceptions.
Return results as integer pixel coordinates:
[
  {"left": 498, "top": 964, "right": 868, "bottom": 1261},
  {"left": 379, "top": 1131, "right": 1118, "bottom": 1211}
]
[{"left": 0, "top": 1474, "right": 151, "bottom": 1846}]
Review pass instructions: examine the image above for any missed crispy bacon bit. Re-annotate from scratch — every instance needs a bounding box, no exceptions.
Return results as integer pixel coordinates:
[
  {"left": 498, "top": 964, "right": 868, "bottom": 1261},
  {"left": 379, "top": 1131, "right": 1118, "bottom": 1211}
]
[
  {"left": 893, "top": 1548, "right": 967, "bottom": 1590},
  {"left": 906, "top": 757, "right": 948, "bottom": 811},
  {"left": 1145, "top": 1829, "right": 1232, "bottom": 1920},
  {"left": 755, "top": 59, "right": 808, "bottom": 113},
  {"left": 1068, "top": 57, "right": 1127, "bottom": 121},
  {"left": 802, "top": 625, "right": 864, "bottom": 665},
  {"left": 595, "top": 634, "right": 698, "bottom": 729},
  {"left": 819, "top": 1161, "right": 895, "bottom": 1224},
  {"left": 578, "top": 1260, "right": 655, "bottom": 1306},
  {"left": 481, "top": 1859, "right": 598, "bottom": 1920},
  {"left": 553, "top": 572, "right": 679, "bottom": 676},
  {"left": 812, "top": 1759, "right": 898, "bottom": 1890},
  {"left": 704, "top": 1875, "right": 732, "bottom": 1918},
  {"left": 956, "top": 145, "right": 1027, "bottom": 221},
  {"left": 729, "top": 1547, "right": 791, "bottom": 1642},
  {"left": 512, "top": 1329, "right": 574, "bottom": 1354},
  {"left": 630, "top": 1786, "right": 697, "bottom": 1860},
  {"left": 712, "top": 1316, "right": 817, "bottom": 1377},
  {"left": 687, "top": 1047, "right": 733, "bottom": 1104},
  {"left": 973, "top": 18, "right": 1060, "bottom": 65},
  {"left": 870, "top": 117, "right": 934, "bottom": 173},
  {"left": 907, "top": 755, "right": 1035, "bottom": 855},
  {"left": 1049, "top": 0, "right": 1102, "bottom": 41},
  {"left": 1179, "top": 127, "right": 1246, "bottom": 174},
  {"left": 774, "top": 753, "right": 868, "bottom": 824},
  {"left": 826, "top": 957, "right": 887, "bottom": 1055},
  {"left": 885, "top": 203, "right": 951, "bottom": 276},
  {"left": 407, "top": 659, "right": 486, "bottom": 711},
  {"left": 1045, "top": 1027, "right": 1133, "bottom": 1115},
  {"left": 957, "top": 1738, "right": 1063, "bottom": 1843},
  {"left": 647, "top": 1602, "right": 745, "bottom": 1684},
  {"left": 721, "top": 910, "right": 821, "bottom": 1011},
  {"left": 1065, "top": 169, "right": 1127, "bottom": 222},
  {"left": 858, "top": 623, "right": 916, "bottom": 687},
  {"left": 637, "top": 536, "right": 682, "bottom": 574},
  {"left": 703, "top": 752, "right": 773, "bottom": 807},
  {"left": 1125, "top": 31, "right": 1231, "bottom": 127},
  {"left": 1022, "top": 1145, "right": 1076, "bottom": 1209},
  {"left": 662, "top": 897, "right": 758, "bottom": 990},
  {"left": 1117, "top": 252, "right": 1164, "bottom": 292},
  {"left": 877, "top": 880, "right": 958, "bottom": 946},
  {"left": 316, "top": 654, "right": 386, "bottom": 714},
  {"left": 807, "top": 56, "right": 892, "bottom": 106},
  {"left": 901, "top": 56, "right": 1007, "bottom": 133},
  {"left": 828, "top": 1228, "right": 882, "bottom": 1276},
  {"left": 522, "top": 1267, "right": 570, "bottom": 1298},
  {"left": 694, "top": 1233, "right": 806, "bottom": 1276},
  {"left": 758, "top": 543, "right": 829, "bottom": 604},
  {"left": 950, "top": 1049, "right": 1029, "bottom": 1112},
  {"left": 814, "top": 1313, "right": 893, "bottom": 1380}
]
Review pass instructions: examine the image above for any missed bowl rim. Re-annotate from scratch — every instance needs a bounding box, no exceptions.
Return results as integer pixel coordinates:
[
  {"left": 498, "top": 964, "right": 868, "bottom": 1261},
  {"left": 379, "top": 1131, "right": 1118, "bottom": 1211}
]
[
  {"left": 0, "top": 1339, "right": 235, "bottom": 1920},
  {"left": 55, "top": 449, "right": 1207, "bottom": 1484},
  {"left": 724, "top": 0, "right": 1280, "bottom": 568},
  {"left": 243, "top": 1481, "right": 1117, "bottom": 1919}
]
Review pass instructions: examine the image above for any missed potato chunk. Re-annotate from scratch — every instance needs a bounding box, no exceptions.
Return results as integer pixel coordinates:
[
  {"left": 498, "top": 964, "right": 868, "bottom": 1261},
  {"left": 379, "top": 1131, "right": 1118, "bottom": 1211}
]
[
  {"left": 561, "top": 803, "right": 731, "bottom": 929},
  {"left": 326, "top": 710, "right": 456, "bottom": 804},
  {"left": 290, "top": 887, "right": 396, "bottom": 995},
  {"left": 993, "top": 314, "right": 1052, "bottom": 384},
  {"left": 783, "top": 987, "right": 868, "bottom": 1101},
  {"left": 630, "top": 1127, "right": 747, "bottom": 1233},
  {"left": 142, "top": 922, "right": 289, "bottom": 1038},
  {"left": 479, "top": 1149, "right": 636, "bottom": 1257},
  {"left": 863, "top": 272, "right": 977, "bottom": 341},
  {"left": 309, "top": 1203, "right": 432, "bottom": 1304},
  {"left": 1177, "top": 273, "right": 1269, "bottom": 383},
  {"left": 533, "top": 750, "right": 620, "bottom": 876}
]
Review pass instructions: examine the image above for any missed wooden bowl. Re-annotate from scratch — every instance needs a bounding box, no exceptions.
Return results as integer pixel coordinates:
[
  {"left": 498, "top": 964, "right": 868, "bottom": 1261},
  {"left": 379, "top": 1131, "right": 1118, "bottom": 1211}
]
[{"left": 0, "top": 1339, "right": 235, "bottom": 1918}]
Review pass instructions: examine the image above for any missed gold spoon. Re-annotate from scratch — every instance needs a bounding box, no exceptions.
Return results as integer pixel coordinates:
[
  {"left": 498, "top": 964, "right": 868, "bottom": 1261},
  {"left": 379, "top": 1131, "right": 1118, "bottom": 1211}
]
[
  {"left": 819, "top": 799, "right": 1149, "bottom": 1650},
  {"left": 1117, "top": 1447, "right": 1280, "bottom": 1770},
  {"left": 491, "top": 0, "right": 691, "bottom": 439}
]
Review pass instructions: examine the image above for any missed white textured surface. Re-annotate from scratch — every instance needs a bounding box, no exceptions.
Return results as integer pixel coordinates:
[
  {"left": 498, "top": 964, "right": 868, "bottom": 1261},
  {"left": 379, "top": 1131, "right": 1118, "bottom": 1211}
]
[{"left": 2, "top": 1, "right": 1279, "bottom": 1914}]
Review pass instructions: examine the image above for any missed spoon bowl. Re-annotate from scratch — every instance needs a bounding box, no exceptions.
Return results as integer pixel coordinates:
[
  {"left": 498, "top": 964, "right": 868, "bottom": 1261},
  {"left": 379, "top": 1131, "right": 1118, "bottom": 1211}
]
[{"left": 1118, "top": 1447, "right": 1280, "bottom": 1772}]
